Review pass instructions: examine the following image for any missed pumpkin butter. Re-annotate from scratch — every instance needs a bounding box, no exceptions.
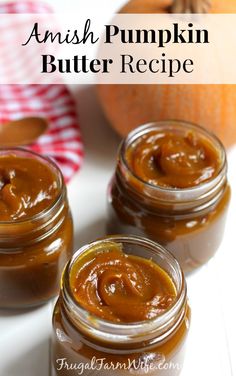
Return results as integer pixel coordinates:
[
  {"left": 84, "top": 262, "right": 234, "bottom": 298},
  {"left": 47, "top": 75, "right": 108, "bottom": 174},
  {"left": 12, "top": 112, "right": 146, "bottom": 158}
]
[
  {"left": 107, "top": 121, "right": 230, "bottom": 272},
  {"left": 0, "top": 149, "right": 73, "bottom": 309},
  {"left": 52, "top": 236, "right": 190, "bottom": 376},
  {"left": 126, "top": 130, "right": 220, "bottom": 189},
  {"left": 70, "top": 242, "right": 176, "bottom": 323},
  {"left": 0, "top": 155, "right": 59, "bottom": 221}
]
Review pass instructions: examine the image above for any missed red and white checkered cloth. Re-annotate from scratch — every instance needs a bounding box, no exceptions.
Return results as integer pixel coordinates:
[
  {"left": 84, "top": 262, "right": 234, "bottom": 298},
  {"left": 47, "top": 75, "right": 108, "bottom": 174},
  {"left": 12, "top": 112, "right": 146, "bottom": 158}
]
[{"left": 0, "top": 2, "right": 83, "bottom": 183}]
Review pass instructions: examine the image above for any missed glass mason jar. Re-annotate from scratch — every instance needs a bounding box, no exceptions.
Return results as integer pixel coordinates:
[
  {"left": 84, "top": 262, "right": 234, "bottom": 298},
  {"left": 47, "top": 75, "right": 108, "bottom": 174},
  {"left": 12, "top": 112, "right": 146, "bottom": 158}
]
[
  {"left": 51, "top": 235, "right": 190, "bottom": 376},
  {"left": 0, "top": 148, "right": 73, "bottom": 308},
  {"left": 107, "top": 121, "right": 231, "bottom": 273}
]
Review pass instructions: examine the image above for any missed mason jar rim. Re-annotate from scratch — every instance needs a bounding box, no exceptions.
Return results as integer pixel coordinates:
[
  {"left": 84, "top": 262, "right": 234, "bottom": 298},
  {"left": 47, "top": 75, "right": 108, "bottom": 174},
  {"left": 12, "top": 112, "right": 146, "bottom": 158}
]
[
  {"left": 61, "top": 235, "right": 187, "bottom": 345},
  {"left": 0, "top": 147, "right": 64, "bottom": 225},
  {"left": 119, "top": 120, "right": 227, "bottom": 204}
]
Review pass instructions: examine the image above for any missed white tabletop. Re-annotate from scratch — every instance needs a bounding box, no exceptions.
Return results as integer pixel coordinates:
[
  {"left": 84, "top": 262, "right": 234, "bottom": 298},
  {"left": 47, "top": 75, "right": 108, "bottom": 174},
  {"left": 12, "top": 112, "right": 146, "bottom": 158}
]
[{"left": 0, "top": 1, "right": 235, "bottom": 375}]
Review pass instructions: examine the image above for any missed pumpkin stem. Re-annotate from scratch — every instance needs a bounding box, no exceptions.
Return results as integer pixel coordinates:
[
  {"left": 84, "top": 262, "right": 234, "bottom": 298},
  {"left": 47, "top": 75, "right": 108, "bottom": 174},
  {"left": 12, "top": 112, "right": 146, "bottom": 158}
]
[{"left": 171, "top": 0, "right": 211, "bottom": 13}]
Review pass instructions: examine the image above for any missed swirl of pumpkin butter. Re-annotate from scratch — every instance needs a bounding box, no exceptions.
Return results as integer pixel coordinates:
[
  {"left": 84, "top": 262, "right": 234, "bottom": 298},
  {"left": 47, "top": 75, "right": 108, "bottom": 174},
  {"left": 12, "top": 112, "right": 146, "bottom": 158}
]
[
  {"left": 126, "top": 131, "right": 220, "bottom": 188},
  {"left": 0, "top": 155, "right": 59, "bottom": 221},
  {"left": 70, "top": 243, "right": 176, "bottom": 323}
]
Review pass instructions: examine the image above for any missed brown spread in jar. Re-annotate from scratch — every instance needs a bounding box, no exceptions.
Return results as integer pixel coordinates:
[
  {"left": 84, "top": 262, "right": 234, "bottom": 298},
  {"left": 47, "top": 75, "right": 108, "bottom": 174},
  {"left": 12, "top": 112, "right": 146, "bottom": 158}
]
[
  {"left": 0, "top": 149, "right": 73, "bottom": 309},
  {"left": 70, "top": 242, "right": 176, "bottom": 323},
  {"left": 107, "top": 121, "right": 230, "bottom": 272},
  {"left": 52, "top": 236, "right": 190, "bottom": 376},
  {"left": 0, "top": 155, "right": 59, "bottom": 221},
  {"left": 126, "top": 130, "right": 220, "bottom": 188}
]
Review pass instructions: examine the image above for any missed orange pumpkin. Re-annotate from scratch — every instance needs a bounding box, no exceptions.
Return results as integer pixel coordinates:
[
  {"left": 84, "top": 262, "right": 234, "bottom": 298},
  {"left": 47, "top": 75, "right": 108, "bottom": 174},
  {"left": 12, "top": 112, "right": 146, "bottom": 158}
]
[{"left": 97, "top": 0, "right": 236, "bottom": 147}]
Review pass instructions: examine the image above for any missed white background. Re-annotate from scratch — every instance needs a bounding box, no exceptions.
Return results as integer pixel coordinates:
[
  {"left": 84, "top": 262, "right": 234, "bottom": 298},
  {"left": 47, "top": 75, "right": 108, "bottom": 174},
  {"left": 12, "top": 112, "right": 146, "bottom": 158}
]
[{"left": 0, "top": 1, "right": 235, "bottom": 375}]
